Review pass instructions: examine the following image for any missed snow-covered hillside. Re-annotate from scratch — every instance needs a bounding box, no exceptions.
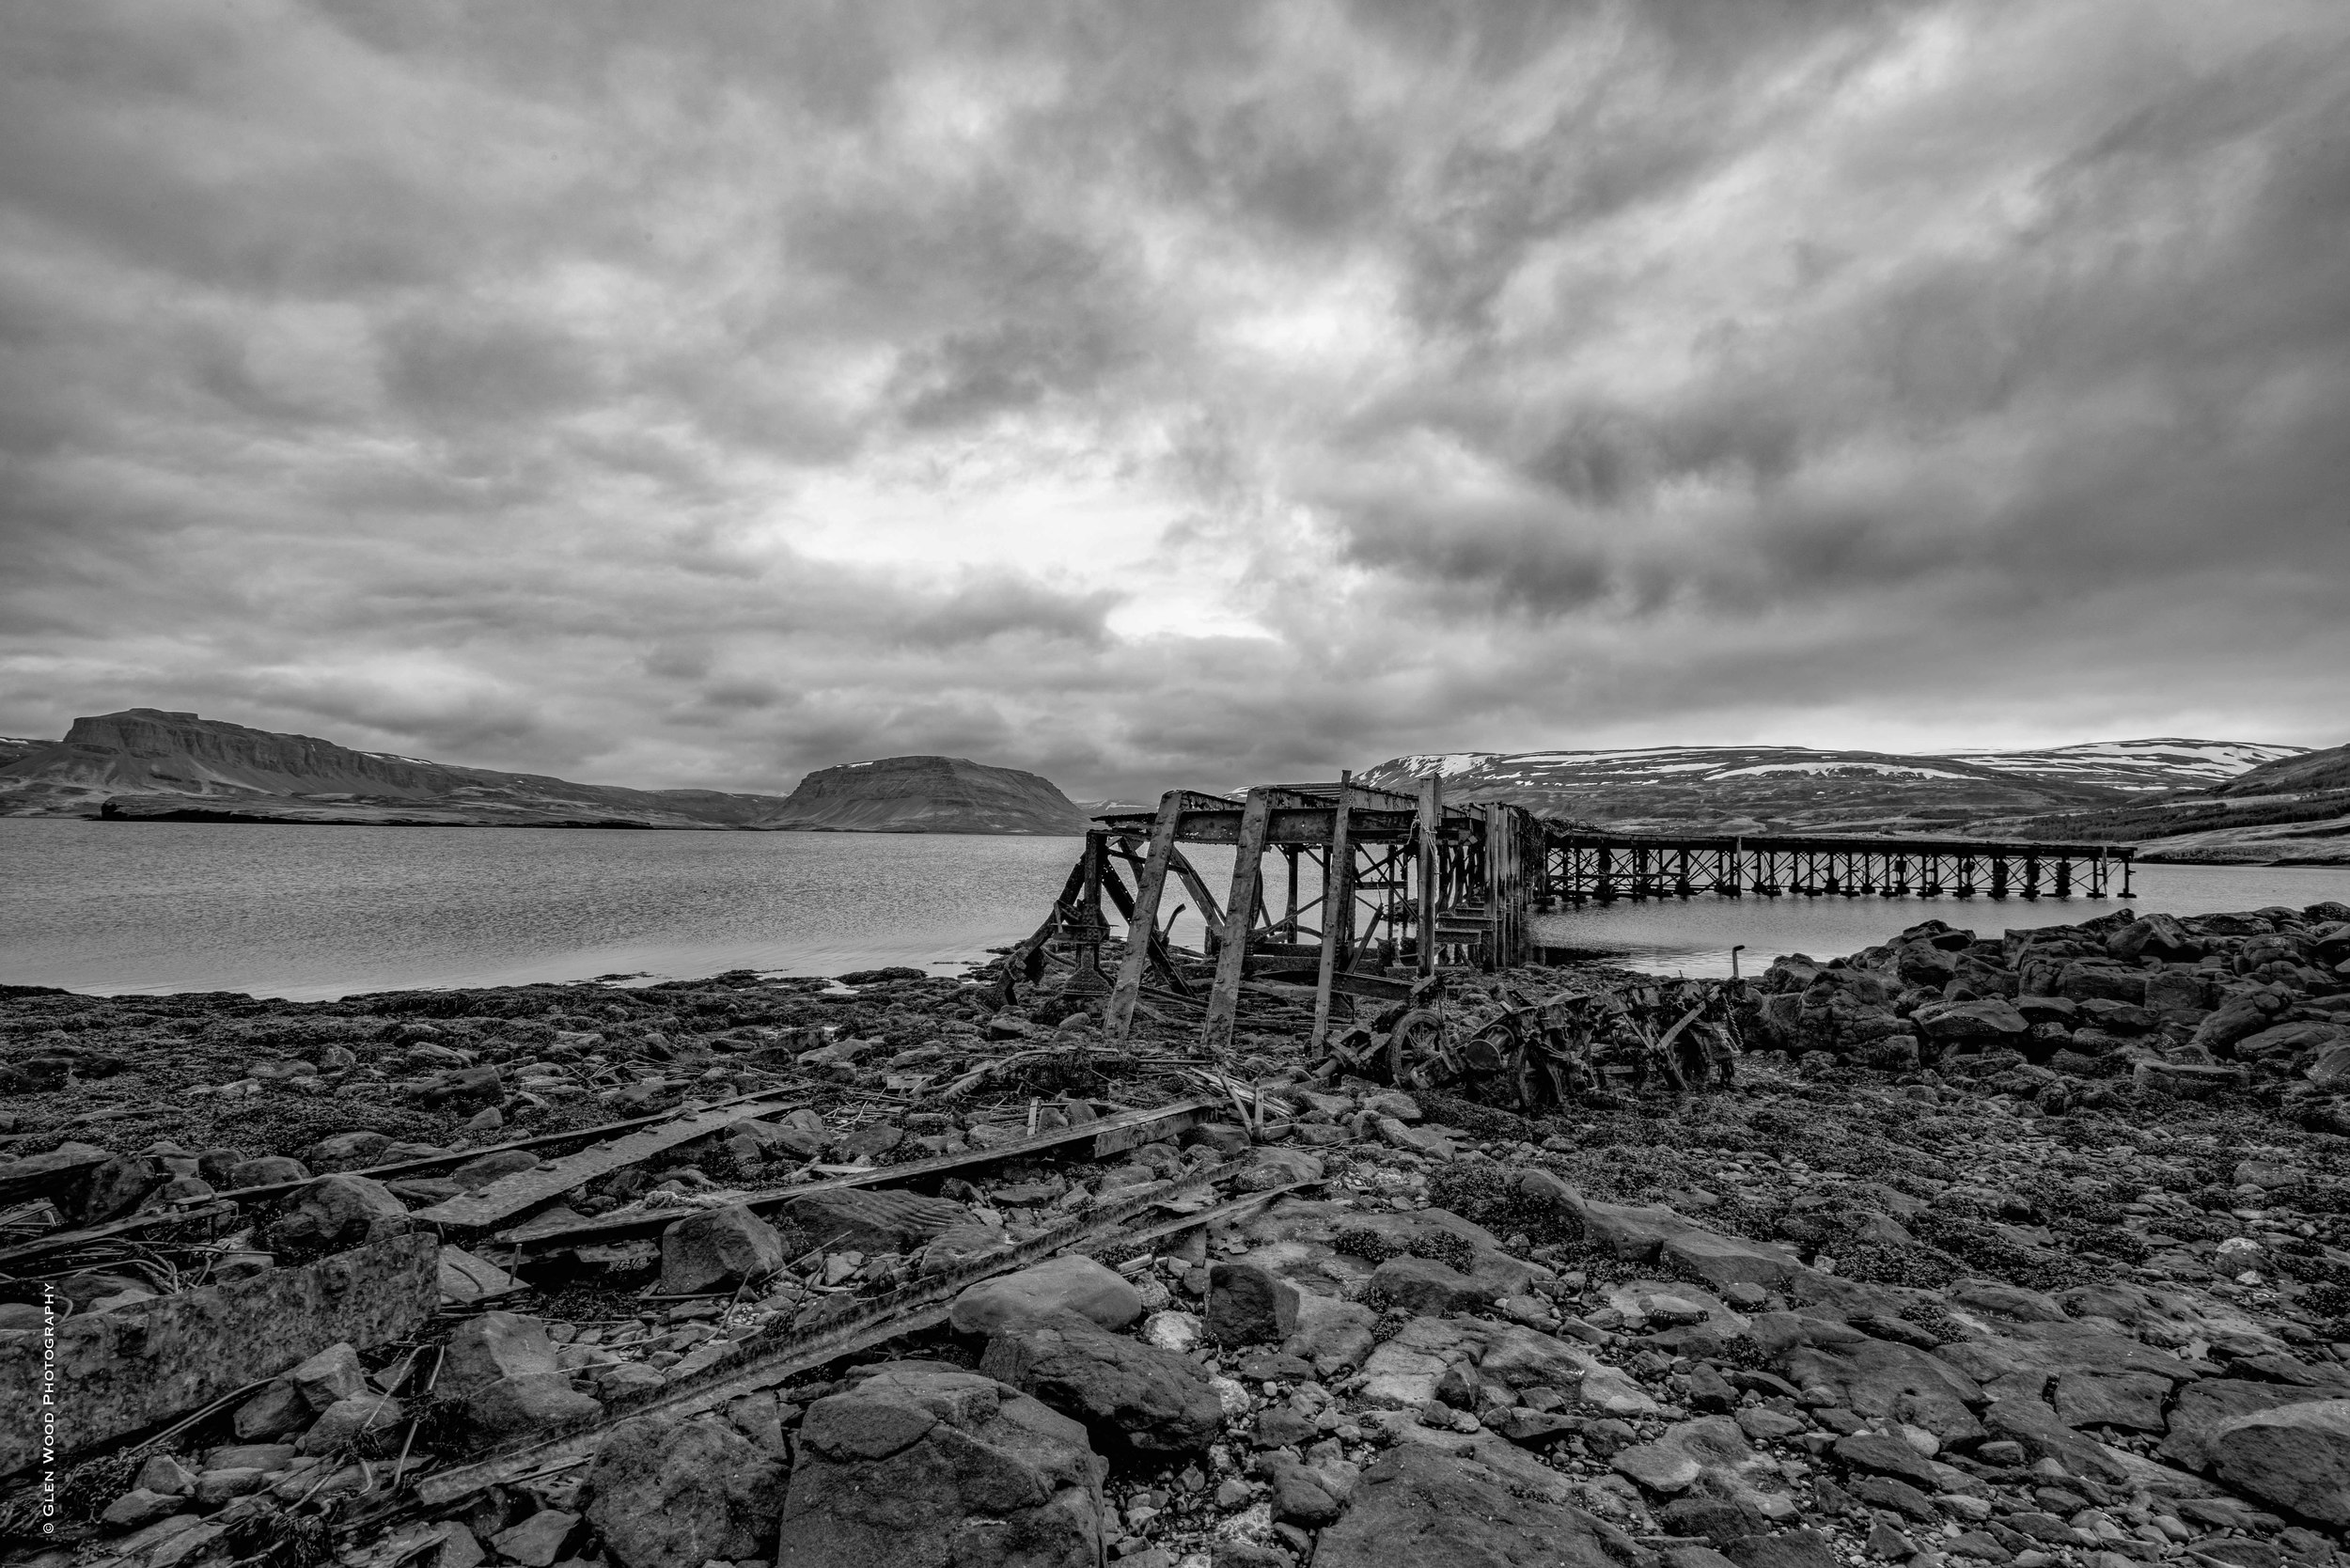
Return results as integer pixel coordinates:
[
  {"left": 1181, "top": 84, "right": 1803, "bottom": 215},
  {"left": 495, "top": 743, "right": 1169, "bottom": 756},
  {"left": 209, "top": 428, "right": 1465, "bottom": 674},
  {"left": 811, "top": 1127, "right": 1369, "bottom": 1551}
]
[
  {"left": 1950, "top": 739, "right": 2307, "bottom": 792},
  {"left": 1352, "top": 738, "right": 2306, "bottom": 836}
]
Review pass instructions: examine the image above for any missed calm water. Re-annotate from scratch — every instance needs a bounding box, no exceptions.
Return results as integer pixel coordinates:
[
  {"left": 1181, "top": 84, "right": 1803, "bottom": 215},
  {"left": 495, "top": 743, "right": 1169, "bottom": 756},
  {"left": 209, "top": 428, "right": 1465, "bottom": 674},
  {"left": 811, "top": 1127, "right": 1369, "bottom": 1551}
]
[
  {"left": 2, "top": 819, "right": 2344, "bottom": 999},
  {"left": 0, "top": 820, "right": 1089, "bottom": 999}
]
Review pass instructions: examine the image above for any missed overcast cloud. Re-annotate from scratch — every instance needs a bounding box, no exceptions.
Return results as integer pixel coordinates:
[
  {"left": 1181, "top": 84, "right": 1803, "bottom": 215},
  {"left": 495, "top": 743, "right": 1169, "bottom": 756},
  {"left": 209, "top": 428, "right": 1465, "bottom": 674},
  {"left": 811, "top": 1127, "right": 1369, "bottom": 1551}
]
[{"left": 2, "top": 0, "right": 2344, "bottom": 799}]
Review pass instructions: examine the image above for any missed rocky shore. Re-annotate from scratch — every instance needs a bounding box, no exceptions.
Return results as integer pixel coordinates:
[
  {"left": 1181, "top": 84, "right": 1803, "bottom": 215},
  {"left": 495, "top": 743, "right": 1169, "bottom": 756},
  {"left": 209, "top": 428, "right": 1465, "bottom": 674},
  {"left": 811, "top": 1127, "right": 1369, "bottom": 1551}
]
[{"left": 2, "top": 899, "right": 2346, "bottom": 1568}]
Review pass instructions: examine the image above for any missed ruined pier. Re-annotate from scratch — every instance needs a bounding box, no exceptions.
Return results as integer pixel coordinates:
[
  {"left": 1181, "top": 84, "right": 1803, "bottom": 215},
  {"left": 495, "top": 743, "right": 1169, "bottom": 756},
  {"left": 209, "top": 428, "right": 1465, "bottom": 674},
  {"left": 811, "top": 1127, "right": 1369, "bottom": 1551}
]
[
  {"left": 1545, "top": 832, "right": 2132, "bottom": 904},
  {"left": 1037, "top": 780, "right": 2133, "bottom": 1058}
]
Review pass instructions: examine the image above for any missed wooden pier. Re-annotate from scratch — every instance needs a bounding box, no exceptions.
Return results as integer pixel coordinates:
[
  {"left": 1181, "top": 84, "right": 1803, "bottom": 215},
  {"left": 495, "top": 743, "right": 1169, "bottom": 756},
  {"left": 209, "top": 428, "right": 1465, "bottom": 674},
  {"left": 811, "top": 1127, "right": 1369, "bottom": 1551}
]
[
  {"left": 1045, "top": 783, "right": 2132, "bottom": 1058},
  {"left": 1544, "top": 833, "right": 2131, "bottom": 904}
]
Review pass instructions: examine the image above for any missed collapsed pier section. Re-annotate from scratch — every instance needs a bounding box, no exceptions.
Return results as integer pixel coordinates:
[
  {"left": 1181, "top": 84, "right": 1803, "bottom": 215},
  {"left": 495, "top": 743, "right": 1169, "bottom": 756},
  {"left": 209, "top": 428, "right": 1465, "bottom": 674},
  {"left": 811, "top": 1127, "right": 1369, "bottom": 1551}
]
[{"left": 1033, "top": 781, "right": 2134, "bottom": 1059}]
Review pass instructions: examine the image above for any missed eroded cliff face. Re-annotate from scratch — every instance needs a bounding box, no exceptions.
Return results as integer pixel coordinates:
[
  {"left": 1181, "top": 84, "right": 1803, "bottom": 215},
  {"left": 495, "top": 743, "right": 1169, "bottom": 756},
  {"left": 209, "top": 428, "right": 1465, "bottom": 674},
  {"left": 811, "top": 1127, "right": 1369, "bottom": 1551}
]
[{"left": 754, "top": 754, "right": 1089, "bottom": 835}]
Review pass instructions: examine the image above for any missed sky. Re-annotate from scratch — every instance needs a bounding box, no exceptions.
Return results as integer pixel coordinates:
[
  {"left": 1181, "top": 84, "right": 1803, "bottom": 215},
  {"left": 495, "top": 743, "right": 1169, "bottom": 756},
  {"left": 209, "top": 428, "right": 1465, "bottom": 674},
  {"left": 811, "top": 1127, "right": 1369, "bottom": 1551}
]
[{"left": 2, "top": 0, "right": 2346, "bottom": 802}]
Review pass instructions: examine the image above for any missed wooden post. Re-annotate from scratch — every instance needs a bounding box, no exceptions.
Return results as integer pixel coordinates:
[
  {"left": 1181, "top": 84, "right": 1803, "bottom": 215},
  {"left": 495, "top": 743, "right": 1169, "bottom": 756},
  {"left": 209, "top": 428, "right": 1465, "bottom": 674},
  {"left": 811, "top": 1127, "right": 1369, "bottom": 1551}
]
[
  {"left": 1416, "top": 775, "right": 1441, "bottom": 977},
  {"left": 1310, "top": 772, "right": 1356, "bottom": 1052},
  {"left": 1201, "top": 789, "right": 1274, "bottom": 1059},
  {"left": 1061, "top": 829, "right": 1114, "bottom": 996},
  {"left": 1107, "top": 792, "right": 1183, "bottom": 1042}
]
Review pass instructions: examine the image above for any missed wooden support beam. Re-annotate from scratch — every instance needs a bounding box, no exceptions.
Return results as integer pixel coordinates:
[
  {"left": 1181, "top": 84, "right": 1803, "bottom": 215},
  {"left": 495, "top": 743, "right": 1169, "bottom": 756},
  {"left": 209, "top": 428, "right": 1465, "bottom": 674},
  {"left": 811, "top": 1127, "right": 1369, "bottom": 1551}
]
[
  {"left": 1094, "top": 856, "right": 1187, "bottom": 996},
  {"left": 1416, "top": 775, "right": 1440, "bottom": 977},
  {"left": 1310, "top": 772, "right": 1356, "bottom": 1052},
  {"left": 1201, "top": 789, "right": 1274, "bottom": 1059},
  {"left": 1107, "top": 792, "right": 1183, "bottom": 1042}
]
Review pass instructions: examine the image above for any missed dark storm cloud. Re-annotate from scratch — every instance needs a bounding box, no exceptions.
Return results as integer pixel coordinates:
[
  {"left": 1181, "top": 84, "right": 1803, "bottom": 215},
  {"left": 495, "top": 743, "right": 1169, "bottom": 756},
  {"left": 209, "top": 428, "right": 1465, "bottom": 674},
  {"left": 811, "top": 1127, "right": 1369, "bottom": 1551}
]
[{"left": 1, "top": 0, "right": 2344, "bottom": 803}]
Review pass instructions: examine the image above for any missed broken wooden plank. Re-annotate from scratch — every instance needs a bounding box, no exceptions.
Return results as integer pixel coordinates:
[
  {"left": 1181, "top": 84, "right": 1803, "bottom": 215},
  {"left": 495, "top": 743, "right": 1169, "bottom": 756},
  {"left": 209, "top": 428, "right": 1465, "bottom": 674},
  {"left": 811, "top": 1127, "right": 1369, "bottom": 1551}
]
[
  {"left": 1069, "top": 1178, "right": 1321, "bottom": 1257},
  {"left": 501, "top": 1096, "right": 1227, "bottom": 1253},
  {"left": 0, "top": 1202, "right": 236, "bottom": 1272},
  {"left": 438, "top": 1244, "right": 526, "bottom": 1306},
  {"left": 1107, "top": 791, "right": 1183, "bottom": 1043},
  {"left": 1201, "top": 788, "right": 1274, "bottom": 1060},
  {"left": 203, "top": 1087, "right": 800, "bottom": 1208},
  {"left": 414, "top": 1161, "right": 1238, "bottom": 1507},
  {"left": 409, "top": 1096, "right": 800, "bottom": 1232}
]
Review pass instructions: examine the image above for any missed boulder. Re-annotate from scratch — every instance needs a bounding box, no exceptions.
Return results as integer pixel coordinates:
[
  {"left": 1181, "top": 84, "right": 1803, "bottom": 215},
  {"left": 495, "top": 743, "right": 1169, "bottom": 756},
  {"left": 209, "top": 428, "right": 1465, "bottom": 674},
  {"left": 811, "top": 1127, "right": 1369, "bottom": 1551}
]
[
  {"left": 775, "top": 1362, "right": 1104, "bottom": 1568},
  {"left": 1255, "top": 1450, "right": 1356, "bottom": 1528},
  {"left": 588, "top": 1414, "right": 788, "bottom": 1568},
  {"left": 441, "top": 1310, "right": 603, "bottom": 1435},
  {"left": 1613, "top": 1417, "right": 1793, "bottom": 1519},
  {"left": 1368, "top": 1254, "right": 1487, "bottom": 1314},
  {"left": 2054, "top": 964, "right": 2148, "bottom": 1005},
  {"left": 286, "top": 1343, "right": 368, "bottom": 1411},
  {"left": 659, "top": 1204, "right": 786, "bottom": 1295},
  {"left": 1283, "top": 1294, "right": 1378, "bottom": 1372},
  {"left": 948, "top": 1255, "right": 1143, "bottom": 1337},
  {"left": 2192, "top": 994, "right": 2288, "bottom": 1055},
  {"left": 2236, "top": 1020, "right": 2347, "bottom": 1063},
  {"left": 266, "top": 1175, "right": 410, "bottom": 1254},
  {"left": 1831, "top": 1432, "right": 1940, "bottom": 1489},
  {"left": 2051, "top": 1370, "right": 2170, "bottom": 1431},
  {"left": 783, "top": 1188, "right": 970, "bottom": 1257},
  {"left": 1912, "top": 998, "right": 2029, "bottom": 1043},
  {"left": 2203, "top": 1399, "right": 2350, "bottom": 1527},
  {"left": 1661, "top": 1231, "right": 1800, "bottom": 1291},
  {"left": 305, "top": 1131, "right": 393, "bottom": 1173},
  {"left": 1775, "top": 1337, "right": 1984, "bottom": 1442},
  {"left": 467, "top": 1372, "right": 603, "bottom": 1436},
  {"left": 231, "top": 1381, "right": 312, "bottom": 1442},
  {"left": 1317, "top": 1443, "right": 1653, "bottom": 1568},
  {"left": 442, "top": 1310, "right": 562, "bottom": 1393},
  {"left": 2107, "top": 914, "right": 2199, "bottom": 964},
  {"left": 229, "top": 1156, "right": 311, "bottom": 1187},
  {"left": 979, "top": 1307, "right": 1224, "bottom": 1453},
  {"left": 1979, "top": 1398, "right": 2133, "bottom": 1485},
  {"left": 489, "top": 1510, "right": 579, "bottom": 1568},
  {"left": 915, "top": 1223, "right": 1015, "bottom": 1277},
  {"left": 297, "top": 1391, "right": 403, "bottom": 1454},
  {"left": 1208, "top": 1260, "right": 1300, "bottom": 1345},
  {"left": 2161, "top": 1379, "right": 2335, "bottom": 1469},
  {"left": 1948, "top": 1278, "right": 2069, "bottom": 1325}
]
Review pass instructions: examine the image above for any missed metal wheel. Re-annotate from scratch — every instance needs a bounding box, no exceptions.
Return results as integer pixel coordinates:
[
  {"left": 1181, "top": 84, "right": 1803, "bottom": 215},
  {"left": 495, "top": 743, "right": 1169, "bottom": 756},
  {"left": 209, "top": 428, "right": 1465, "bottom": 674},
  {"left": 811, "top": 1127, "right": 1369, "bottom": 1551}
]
[{"left": 1382, "top": 1008, "right": 1455, "bottom": 1091}]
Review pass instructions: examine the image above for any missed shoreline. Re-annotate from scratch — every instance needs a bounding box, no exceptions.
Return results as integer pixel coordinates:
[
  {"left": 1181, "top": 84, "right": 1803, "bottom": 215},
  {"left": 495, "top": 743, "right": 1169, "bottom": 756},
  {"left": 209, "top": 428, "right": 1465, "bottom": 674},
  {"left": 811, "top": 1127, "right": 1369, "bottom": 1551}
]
[{"left": 2, "top": 901, "right": 2348, "bottom": 1561}]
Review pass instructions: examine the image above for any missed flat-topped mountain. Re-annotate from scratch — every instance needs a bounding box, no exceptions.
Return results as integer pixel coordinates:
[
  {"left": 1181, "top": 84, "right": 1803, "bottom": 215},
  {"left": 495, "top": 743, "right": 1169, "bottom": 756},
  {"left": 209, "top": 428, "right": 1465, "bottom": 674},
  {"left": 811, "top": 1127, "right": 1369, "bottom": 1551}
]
[
  {"left": 755, "top": 755, "right": 1089, "bottom": 835},
  {"left": 0, "top": 709, "right": 787, "bottom": 827}
]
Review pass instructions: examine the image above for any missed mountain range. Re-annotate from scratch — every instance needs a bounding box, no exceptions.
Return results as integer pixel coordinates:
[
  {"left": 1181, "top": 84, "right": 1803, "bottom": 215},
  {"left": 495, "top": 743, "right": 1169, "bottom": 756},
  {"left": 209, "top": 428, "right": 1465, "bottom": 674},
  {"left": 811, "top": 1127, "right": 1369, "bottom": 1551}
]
[
  {"left": 1358, "top": 739, "right": 2349, "bottom": 863},
  {"left": 0, "top": 710, "right": 1086, "bottom": 835},
  {"left": 5, "top": 709, "right": 2340, "bottom": 860}
]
